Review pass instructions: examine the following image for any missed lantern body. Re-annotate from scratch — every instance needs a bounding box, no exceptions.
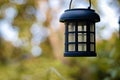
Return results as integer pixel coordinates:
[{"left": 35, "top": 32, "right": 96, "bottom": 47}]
[{"left": 60, "top": 9, "right": 100, "bottom": 57}]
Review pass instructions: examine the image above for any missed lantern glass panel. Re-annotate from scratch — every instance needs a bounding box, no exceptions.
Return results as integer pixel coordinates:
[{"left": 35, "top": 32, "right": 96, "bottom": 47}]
[
  {"left": 90, "top": 33, "right": 94, "bottom": 42},
  {"left": 78, "top": 33, "right": 86, "bottom": 42},
  {"left": 68, "top": 44, "right": 75, "bottom": 51},
  {"left": 90, "top": 24, "right": 94, "bottom": 32},
  {"left": 90, "top": 44, "right": 94, "bottom": 51},
  {"left": 69, "top": 33, "right": 75, "bottom": 42},
  {"left": 68, "top": 23, "right": 75, "bottom": 32},
  {"left": 78, "top": 44, "right": 86, "bottom": 51},
  {"left": 78, "top": 25, "right": 86, "bottom": 31}
]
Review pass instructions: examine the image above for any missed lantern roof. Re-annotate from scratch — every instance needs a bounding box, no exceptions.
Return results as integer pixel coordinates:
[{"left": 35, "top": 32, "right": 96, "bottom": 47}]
[{"left": 60, "top": 8, "right": 100, "bottom": 23}]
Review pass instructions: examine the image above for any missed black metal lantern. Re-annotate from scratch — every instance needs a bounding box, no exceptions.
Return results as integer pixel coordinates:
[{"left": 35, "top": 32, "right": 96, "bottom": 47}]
[{"left": 59, "top": 0, "right": 100, "bottom": 57}]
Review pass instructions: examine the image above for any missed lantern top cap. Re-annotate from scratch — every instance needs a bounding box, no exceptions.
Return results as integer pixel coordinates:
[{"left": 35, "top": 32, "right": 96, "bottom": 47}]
[{"left": 60, "top": 8, "right": 100, "bottom": 23}]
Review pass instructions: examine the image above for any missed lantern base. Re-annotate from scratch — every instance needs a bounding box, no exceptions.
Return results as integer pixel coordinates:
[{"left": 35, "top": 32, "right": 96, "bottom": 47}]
[{"left": 64, "top": 52, "right": 96, "bottom": 57}]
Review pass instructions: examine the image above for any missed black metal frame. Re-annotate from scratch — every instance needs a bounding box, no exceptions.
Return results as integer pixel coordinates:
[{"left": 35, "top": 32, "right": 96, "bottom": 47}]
[{"left": 64, "top": 21, "right": 96, "bottom": 57}]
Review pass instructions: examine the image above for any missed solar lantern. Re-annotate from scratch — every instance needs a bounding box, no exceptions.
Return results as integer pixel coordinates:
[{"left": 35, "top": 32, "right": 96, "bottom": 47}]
[{"left": 59, "top": 0, "right": 100, "bottom": 57}]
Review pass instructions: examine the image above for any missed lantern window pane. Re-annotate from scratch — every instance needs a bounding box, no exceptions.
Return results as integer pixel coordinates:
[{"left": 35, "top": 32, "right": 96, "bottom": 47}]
[
  {"left": 90, "top": 44, "right": 94, "bottom": 51},
  {"left": 90, "top": 33, "right": 94, "bottom": 42},
  {"left": 68, "top": 44, "right": 75, "bottom": 51},
  {"left": 78, "top": 44, "right": 86, "bottom": 51},
  {"left": 68, "top": 23, "right": 75, "bottom": 32},
  {"left": 68, "top": 33, "right": 75, "bottom": 42},
  {"left": 78, "top": 25, "right": 86, "bottom": 31},
  {"left": 78, "top": 33, "right": 86, "bottom": 42},
  {"left": 90, "top": 24, "right": 94, "bottom": 32}
]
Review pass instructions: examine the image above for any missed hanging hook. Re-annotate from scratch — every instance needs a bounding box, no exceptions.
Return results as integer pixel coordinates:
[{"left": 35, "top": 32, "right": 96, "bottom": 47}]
[
  {"left": 69, "top": 0, "right": 91, "bottom": 9},
  {"left": 88, "top": 0, "right": 91, "bottom": 9},
  {"left": 69, "top": 0, "right": 73, "bottom": 9}
]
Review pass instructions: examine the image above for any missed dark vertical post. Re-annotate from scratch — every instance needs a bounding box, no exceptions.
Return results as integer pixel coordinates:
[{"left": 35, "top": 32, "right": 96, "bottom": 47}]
[
  {"left": 65, "top": 23, "right": 68, "bottom": 52},
  {"left": 75, "top": 22, "right": 78, "bottom": 52},
  {"left": 87, "top": 22, "right": 90, "bottom": 52},
  {"left": 94, "top": 23, "right": 96, "bottom": 53},
  {"left": 118, "top": 16, "right": 120, "bottom": 39}
]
